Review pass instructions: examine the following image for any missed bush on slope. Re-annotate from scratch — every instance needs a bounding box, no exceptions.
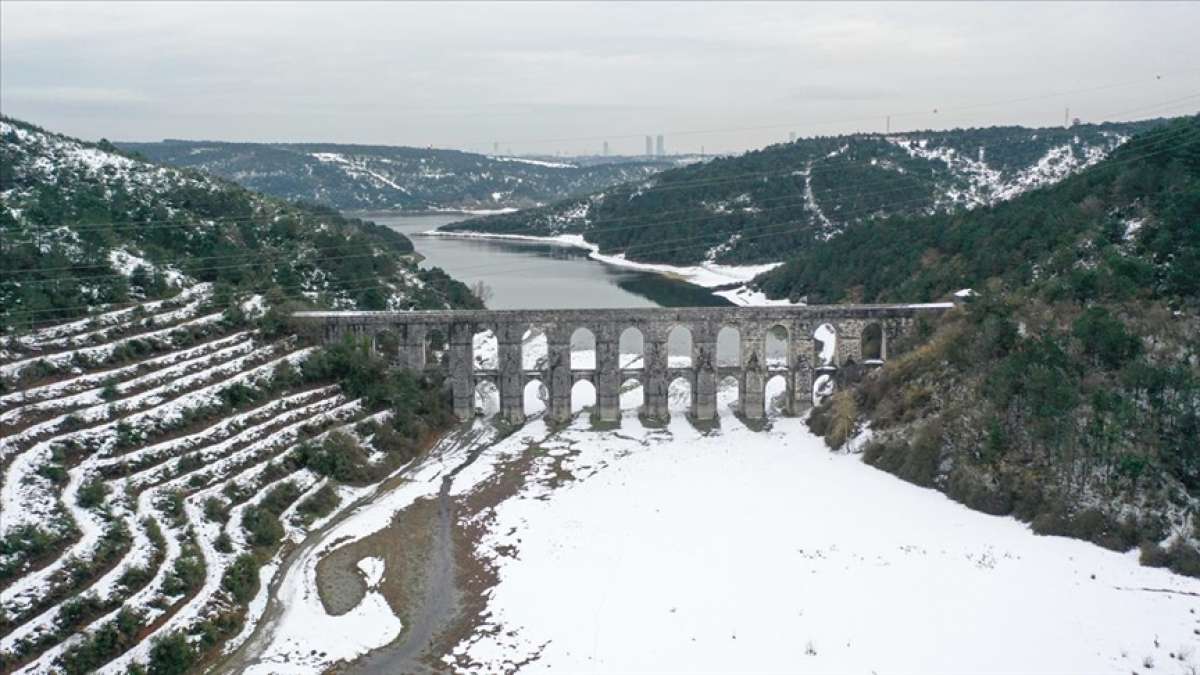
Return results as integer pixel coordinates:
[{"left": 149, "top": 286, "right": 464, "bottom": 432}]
[
  {"left": 800, "top": 118, "right": 1200, "bottom": 576},
  {"left": 447, "top": 119, "right": 1166, "bottom": 266},
  {"left": 1, "top": 117, "right": 480, "bottom": 331},
  {"left": 755, "top": 115, "right": 1200, "bottom": 304}
]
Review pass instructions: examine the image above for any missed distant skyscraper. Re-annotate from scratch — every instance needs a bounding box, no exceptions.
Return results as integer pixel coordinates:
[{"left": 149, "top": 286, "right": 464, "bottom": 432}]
[
  {"left": 645, "top": 135, "right": 653, "bottom": 156},
  {"left": 603, "top": 141, "right": 609, "bottom": 156},
  {"left": 493, "top": 141, "right": 499, "bottom": 154},
  {"left": 789, "top": 132, "right": 796, "bottom": 143},
  {"left": 655, "top": 134, "right": 664, "bottom": 156}
]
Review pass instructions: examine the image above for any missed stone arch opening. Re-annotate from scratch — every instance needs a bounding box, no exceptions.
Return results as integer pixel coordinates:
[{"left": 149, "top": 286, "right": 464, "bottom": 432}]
[
  {"left": 619, "top": 376, "right": 644, "bottom": 412},
  {"left": 716, "top": 325, "right": 740, "bottom": 368},
  {"left": 766, "top": 324, "right": 789, "bottom": 370},
  {"left": 667, "top": 325, "right": 693, "bottom": 368},
  {"left": 718, "top": 374, "right": 740, "bottom": 412},
  {"left": 619, "top": 327, "right": 644, "bottom": 369},
  {"left": 374, "top": 329, "right": 400, "bottom": 361},
  {"left": 474, "top": 380, "right": 499, "bottom": 417},
  {"left": 426, "top": 328, "right": 446, "bottom": 367},
  {"left": 668, "top": 376, "right": 692, "bottom": 414},
  {"left": 522, "top": 328, "right": 548, "bottom": 371},
  {"left": 814, "top": 323, "right": 837, "bottom": 367},
  {"left": 765, "top": 374, "right": 789, "bottom": 417},
  {"left": 473, "top": 328, "right": 498, "bottom": 371},
  {"left": 523, "top": 379, "right": 547, "bottom": 416},
  {"left": 813, "top": 372, "right": 835, "bottom": 407},
  {"left": 571, "top": 380, "right": 596, "bottom": 414},
  {"left": 862, "top": 323, "right": 884, "bottom": 362},
  {"left": 571, "top": 327, "right": 596, "bottom": 370}
]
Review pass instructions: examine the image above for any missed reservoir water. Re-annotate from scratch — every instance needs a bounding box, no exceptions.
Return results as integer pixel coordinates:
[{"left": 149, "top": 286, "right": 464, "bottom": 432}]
[{"left": 368, "top": 213, "right": 731, "bottom": 310}]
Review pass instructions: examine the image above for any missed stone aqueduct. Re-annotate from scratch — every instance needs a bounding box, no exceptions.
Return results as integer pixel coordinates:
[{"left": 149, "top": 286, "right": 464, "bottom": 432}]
[{"left": 291, "top": 304, "right": 953, "bottom": 425}]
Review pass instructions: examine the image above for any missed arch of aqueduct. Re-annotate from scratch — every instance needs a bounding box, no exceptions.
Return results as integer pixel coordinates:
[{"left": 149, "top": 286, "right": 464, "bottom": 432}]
[{"left": 291, "top": 304, "right": 953, "bottom": 425}]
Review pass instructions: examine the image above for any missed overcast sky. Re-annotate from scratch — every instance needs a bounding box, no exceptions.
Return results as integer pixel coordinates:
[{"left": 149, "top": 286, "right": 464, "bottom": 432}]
[{"left": 2, "top": 1, "right": 1198, "bottom": 155}]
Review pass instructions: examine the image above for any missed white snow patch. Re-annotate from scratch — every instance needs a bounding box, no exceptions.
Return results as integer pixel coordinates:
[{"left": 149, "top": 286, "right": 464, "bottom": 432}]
[
  {"left": 449, "top": 403, "right": 1200, "bottom": 674},
  {"left": 488, "top": 156, "right": 577, "bottom": 169},
  {"left": 421, "top": 230, "right": 781, "bottom": 289},
  {"left": 356, "top": 556, "right": 385, "bottom": 588},
  {"left": 714, "top": 285, "right": 801, "bottom": 307},
  {"left": 1123, "top": 217, "right": 1146, "bottom": 241}
]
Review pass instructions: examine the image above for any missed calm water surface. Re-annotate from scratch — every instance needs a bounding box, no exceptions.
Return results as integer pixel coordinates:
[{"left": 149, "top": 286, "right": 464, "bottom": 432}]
[{"left": 366, "top": 212, "right": 730, "bottom": 310}]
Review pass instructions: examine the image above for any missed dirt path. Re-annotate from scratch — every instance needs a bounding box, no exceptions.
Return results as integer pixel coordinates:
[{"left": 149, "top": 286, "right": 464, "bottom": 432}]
[
  {"left": 212, "top": 423, "right": 496, "bottom": 674},
  {"left": 343, "top": 455, "right": 474, "bottom": 674}
]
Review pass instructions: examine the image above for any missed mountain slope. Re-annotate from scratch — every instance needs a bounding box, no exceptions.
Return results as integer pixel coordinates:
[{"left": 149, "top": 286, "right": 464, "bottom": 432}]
[
  {"left": 0, "top": 118, "right": 477, "bottom": 673},
  {"left": 794, "top": 116, "right": 1200, "bottom": 577},
  {"left": 0, "top": 118, "right": 480, "bottom": 331},
  {"left": 447, "top": 120, "right": 1168, "bottom": 266},
  {"left": 755, "top": 116, "right": 1200, "bottom": 304},
  {"left": 118, "top": 140, "right": 671, "bottom": 213}
]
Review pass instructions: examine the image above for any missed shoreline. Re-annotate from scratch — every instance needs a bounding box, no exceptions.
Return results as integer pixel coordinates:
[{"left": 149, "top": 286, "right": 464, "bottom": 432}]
[
  {"left": 417, "top": 229, "right": 794, "bottom": 306},
  {"left": 352, "top": 207, "right": 521, "bottom": 218}
]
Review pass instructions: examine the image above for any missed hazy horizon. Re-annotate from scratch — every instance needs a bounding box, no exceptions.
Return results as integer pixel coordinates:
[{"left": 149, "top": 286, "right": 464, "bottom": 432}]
[{"left": 3, "top": 1, "right": 1199, "bottom": 155}]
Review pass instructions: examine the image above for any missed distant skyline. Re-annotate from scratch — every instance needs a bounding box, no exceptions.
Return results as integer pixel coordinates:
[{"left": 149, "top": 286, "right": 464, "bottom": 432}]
[{"left": 2, "top": 1, "right": 1199, "bottom": 155}]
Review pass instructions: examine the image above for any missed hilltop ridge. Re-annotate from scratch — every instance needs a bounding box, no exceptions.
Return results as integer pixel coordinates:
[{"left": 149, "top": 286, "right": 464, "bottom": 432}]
[
  {"left": 1, "top": 117, "right": 480, "bottom": 331},
  {"left": 118, "top": 139, "right": 674, "bottom": 213},
  {"left": 446, "top": 119, "right": 1170, "bottom": 266}
]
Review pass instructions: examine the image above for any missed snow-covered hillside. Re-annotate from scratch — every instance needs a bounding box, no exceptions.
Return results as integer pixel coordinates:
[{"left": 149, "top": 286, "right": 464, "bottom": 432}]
[
  {"left": 0, "top": 116, "right": 482, "bottom": 674},
  {"left": 886, "top": 132, "right": 1118, "bottom": 209},
  {"left": 0, "top": 286, "right": 445, "bottom": 673},
  {"left": 2, "top": 116, "right": 473, "bottom": 330},
  {"left": 118, "top": 140, "right": 673, "bottom": 212},
  {"left": 449, "top": 119, "right": 1166, "bottom": 267}
]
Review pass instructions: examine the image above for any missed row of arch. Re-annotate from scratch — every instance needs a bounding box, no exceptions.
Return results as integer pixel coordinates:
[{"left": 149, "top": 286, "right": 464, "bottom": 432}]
[
  {"left": 472, "top": 373, "right": 803, "bottom": 421},
  {"left": 468, "top": 322, "right": 887, "bottom": 372}
]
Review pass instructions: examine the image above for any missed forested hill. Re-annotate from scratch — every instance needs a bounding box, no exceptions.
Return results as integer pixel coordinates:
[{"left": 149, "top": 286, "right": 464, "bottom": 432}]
[
  {"left": 800, "top": 116, "right": 1200, "bottom": 577},
  {"left": 0, "top": 117, "right": 480, "bottom": 331},
  {"left": 446, "top": 119, "right": 1168, "bottom": 266},
  {"left": 755, "top": 115, "right": 1200, "bottom": 304},
  {"left": 118, "top": 139, "right": 672, "bottom": 212}
]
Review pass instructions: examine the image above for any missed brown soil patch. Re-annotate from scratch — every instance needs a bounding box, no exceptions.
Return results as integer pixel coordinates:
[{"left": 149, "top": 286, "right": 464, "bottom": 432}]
[
  {"left": 429, "top": 440, "right": 582, "bottom": 673},
  {"left": 315, "top": 494, "right": 439, "bottom": 623}
]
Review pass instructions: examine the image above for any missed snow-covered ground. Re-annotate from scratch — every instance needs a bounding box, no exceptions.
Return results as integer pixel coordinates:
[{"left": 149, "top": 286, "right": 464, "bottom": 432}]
[
  {"left": 234, "top": 376, "right": 1198, "bottom": 674},
  {"left": 238, "top": 423, "right": 502, "bottom": 674},
  {"left": 713, "top": 285, "right": 800, "bottom": 307},
  {"left": 448, "top": 389, "right": 1199, "bottom": 674}
]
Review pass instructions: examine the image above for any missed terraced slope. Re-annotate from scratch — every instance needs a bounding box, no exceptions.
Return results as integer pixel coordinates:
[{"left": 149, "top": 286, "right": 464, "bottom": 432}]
[
  {"left": 1, "top": 115, "right": 480, "bottom": 673},
  {"left": 0, "top": 288, "right": 454, "bottom": 674},
  {"left": 447, "top": 119, "right": 1170, "bottom": 266}
]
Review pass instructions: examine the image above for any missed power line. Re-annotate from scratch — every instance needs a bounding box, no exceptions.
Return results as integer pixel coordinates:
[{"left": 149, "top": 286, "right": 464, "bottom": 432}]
[
  {"left": 5, "top": 122, "right": 1196, "bottom": 323},
  {"left": 464, "top": 71, "right": 1198, "bottom": 150},
  {"left": 8, "top": 117, "right": 1199, "bottom": 283},
  {"left": 6, "top": 114, "right": 1193, "bottom": 243},
  {"left": 5, "top": 123, "right": 1198, "bottom": 303}
]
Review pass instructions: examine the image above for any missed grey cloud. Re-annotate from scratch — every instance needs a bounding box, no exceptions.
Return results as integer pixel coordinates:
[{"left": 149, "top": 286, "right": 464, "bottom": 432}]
[{"left": 2, "top": 1, "right": 1198, "bottom": 155}]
